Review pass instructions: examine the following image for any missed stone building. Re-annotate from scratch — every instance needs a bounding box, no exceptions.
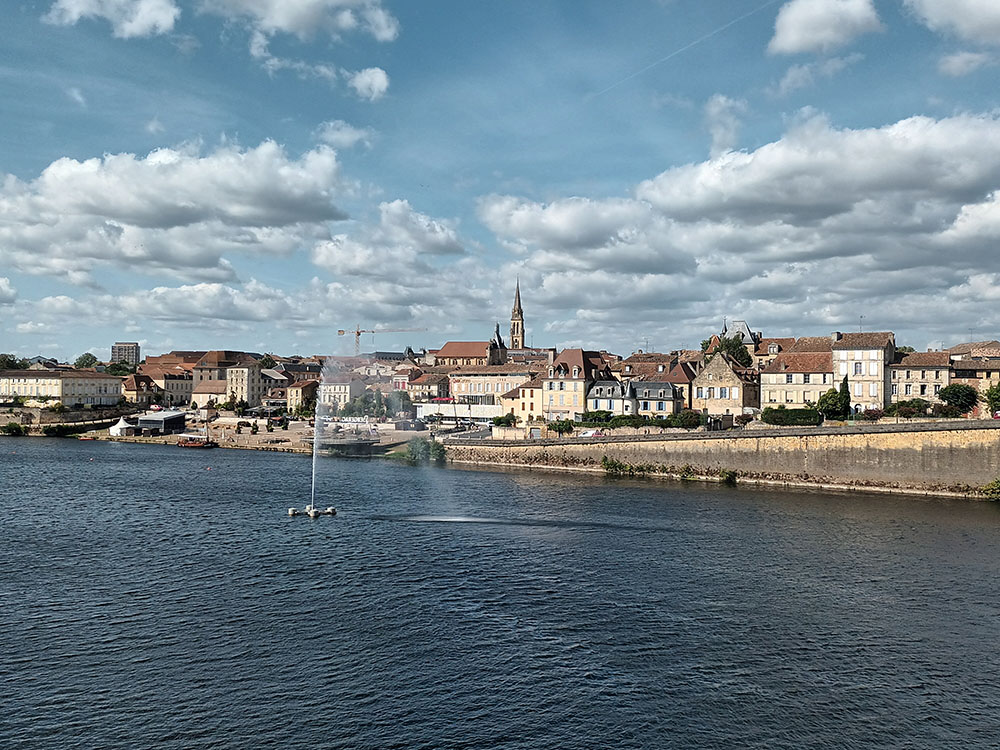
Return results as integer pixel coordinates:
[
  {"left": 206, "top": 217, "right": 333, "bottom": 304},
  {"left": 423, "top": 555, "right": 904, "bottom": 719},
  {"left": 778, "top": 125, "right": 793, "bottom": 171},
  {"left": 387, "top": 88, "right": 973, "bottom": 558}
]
[
  {"left": 831, "top": 331, "right": 895, "bottom": 412},
  {"left": 691, "top": 354, "right": 760, "bottom": 415},
  {"left": 761, "top": 352, "right": 835, "bottom": 407},
  {"left": 889, "top": 352, "right": 951, "bottom": 404}
]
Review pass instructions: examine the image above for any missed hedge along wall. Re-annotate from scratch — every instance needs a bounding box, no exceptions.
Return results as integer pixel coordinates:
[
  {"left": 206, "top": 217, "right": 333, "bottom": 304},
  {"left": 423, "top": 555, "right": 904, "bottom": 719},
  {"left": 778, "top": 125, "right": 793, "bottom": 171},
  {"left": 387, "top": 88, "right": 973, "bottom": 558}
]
[{"left": 444, "top": 422, "right": 1000, "bottom": 492}]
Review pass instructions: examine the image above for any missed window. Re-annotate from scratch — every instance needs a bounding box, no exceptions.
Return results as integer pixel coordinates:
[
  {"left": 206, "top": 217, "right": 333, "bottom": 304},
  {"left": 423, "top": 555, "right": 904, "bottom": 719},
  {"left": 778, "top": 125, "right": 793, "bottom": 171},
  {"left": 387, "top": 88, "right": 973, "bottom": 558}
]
[
  {"left": 624, "top": 365, "right": 631, "bottom": 374},
  {"left": 657, "top": 401, "right": 665, "bottom": 411},
  {"left": 822, "top": 374, "right": 829, "bottom": 384},
  {"left": 641, "top": 401, "right": 650, "bottom": 410},
  {"left": 732, "top": 387, "right": 739, "bottom": 400},
  {"left": 854, "top": 362, "right": 863, "bottom": 375},
  {"left": 935, "top": 370, "right": 940, "bottom": 379},
  {"left": 839, "top": 363, "right": 847, "bottom": 376},
  {"left": 804, "top": 391, "right": 812, "bottom": 402},
  {"left": 869, "top": 350, "right": 879, "bottom": 360},
  {"left": 905, "top": 370, "right": 911, "bottom": 378},
  {"left": 696, "top": 387, "right": 704, "bottom": 398},
  {"left": 657, "top": 364, "right": 664, "bottom": 372},
  {"left": 870, "top": 383, "right": 878, "bottom": 397},
  {"left": 767, "top": 391, "right": 776, "bottom": 403},
  {"left": 869, "top": 362, "right": 878, "bottom": 376},
  {"left": 892, "top": 384, "right": 898, "bottom": 396},
  {"left": 803, "top": 374, "right": 811, "bottom": 384},
  {"left": 769, "top": 343, "right": 778, "bottom": 354},
  {"left": 904, "top": 384, "right": 912, "bottom": 395},
  {"left": 592, "top": 400, "right": 599, "bottom": 409},
  {"left": 921, "top": 370, "right": 926, "bottom": 378},
  {"left": 934, "top": 385, "right": 941, "bottom": 394},
  {"left": 854, "top": 383, "right": 862, "bottom": 396},
  {"left": 786, "top": 373, "right": 794, "bottom": 383},
  {"left": 559, "top": 382, "right": 565, "bottom": 391},
  {"left": 708, "top": 387, "right": 715, "bottom": 399},
  {"left": 720, "top": 387, "right": 728, "bottom": 399},
  {"left": 920, "top": 385, "right": 927, "bottom": 396},
  {"left": 892, "top": 370, "right": 897, "bottom": 379}
]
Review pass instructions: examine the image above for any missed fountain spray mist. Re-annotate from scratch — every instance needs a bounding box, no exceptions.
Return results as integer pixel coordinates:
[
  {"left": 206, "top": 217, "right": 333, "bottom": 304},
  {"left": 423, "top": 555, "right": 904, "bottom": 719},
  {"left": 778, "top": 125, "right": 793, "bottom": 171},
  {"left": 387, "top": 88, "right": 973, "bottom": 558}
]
[{"left": 311, "top": 354, "right": 340, "bottom": 508}]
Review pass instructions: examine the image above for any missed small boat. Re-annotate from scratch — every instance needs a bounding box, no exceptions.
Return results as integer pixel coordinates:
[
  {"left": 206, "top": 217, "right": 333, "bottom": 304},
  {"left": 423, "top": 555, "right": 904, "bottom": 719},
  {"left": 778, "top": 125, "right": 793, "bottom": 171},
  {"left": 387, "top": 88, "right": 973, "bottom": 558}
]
[
  {"left": 77, "top": 436, "right": 96, "bottom": 441},
  {"left": 177, "top": 435, "right": 218, "bottom": 448}
]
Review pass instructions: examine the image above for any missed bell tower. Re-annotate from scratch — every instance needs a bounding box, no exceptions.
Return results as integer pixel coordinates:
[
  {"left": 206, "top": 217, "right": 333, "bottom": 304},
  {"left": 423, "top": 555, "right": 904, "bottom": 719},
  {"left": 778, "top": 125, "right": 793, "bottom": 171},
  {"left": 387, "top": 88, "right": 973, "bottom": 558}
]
[{"left": 510, "top": 279, "right": 525, "bottom": 350}]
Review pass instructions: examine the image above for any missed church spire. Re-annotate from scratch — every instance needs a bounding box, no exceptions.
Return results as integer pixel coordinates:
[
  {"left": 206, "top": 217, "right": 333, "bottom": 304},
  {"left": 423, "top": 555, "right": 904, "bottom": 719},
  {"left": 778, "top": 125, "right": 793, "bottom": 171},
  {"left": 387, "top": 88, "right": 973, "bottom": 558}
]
[{"left": 509, "top": 278, "right": 525, "bottom": 349}]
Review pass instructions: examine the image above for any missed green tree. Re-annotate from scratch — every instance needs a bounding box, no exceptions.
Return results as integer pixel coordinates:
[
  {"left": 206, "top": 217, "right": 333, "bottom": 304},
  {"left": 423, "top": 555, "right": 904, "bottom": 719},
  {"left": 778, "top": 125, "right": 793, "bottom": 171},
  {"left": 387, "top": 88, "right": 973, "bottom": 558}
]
[
  {"left": 0, "top": 354, "right": 28, "bottom": 370},
  {"left": 816, "top": 379, "right": 851, "bottom": 420},
  {"left": 937, "top": 383, "right": 979, "bottom": 414},
  {"left": 549, "top": 419, "right": 575, "bottom": 435},
  {"left": 493, "top": 413, "right": 517, "bottom": 427},
  {"left": 74, "top": 352, "right": 98, "bottom": 369},
  {"left": 707, "top": 335, "right": 753, "bottom": 368},
  {"left": 105, "top": 361, "right": 135, "bottom": 376},
  {"left": 258, "top": 354, "right": 276, "bottom": 369},
  {"left": 1, "top": 422, "right": 27, "bottom": 436},
  {"left": 981, "top": 383, "right": 1000, "bottom": 416},
  {"left": 896, "top": 345, "right": 916, "bottom": 354}
]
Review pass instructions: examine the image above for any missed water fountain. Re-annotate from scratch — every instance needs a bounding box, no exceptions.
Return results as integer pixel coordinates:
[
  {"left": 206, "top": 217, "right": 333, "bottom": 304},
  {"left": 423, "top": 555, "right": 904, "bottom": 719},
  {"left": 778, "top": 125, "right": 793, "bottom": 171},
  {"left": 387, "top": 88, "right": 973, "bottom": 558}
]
[{"left": 290, "top": 353, "right": 339, "bottom": 519}]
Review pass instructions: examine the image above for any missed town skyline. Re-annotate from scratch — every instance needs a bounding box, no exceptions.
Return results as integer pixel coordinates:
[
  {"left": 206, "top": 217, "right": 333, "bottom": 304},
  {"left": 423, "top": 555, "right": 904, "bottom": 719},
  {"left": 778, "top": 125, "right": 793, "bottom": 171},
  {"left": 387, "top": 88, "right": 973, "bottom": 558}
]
[{"left": 3, "top": 1, "right": 1000, "bottom": 361}]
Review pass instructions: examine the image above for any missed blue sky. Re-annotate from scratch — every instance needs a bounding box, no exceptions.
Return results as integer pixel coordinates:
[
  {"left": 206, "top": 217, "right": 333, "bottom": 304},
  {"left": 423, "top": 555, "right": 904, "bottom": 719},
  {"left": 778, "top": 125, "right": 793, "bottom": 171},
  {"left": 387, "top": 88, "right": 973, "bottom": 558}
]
[{"left": 3, "top": 0, "right": 1000, "bottom": 361}]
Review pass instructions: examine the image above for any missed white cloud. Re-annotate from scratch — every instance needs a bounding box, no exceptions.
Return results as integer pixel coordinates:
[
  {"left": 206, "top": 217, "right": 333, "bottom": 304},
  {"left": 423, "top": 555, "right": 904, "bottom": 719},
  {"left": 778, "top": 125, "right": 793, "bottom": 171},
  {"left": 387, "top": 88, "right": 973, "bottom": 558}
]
[
  {"left": 773, "top": 53, "right": 863, "bottom": 95},
  {"left": 44, "top": 0, "right": 180, "bottom": 38},
  {"left": 145, "top": 116, "right": 165, "bottom": 134},
  {"left": 346, "top": 67, "right": 389, "bottom": 101},
  {"left": 482, "top": 111, "right": 1000, "bottom": 348},
  {"left": 15, "top": 321, "right": 55, "bottom": 335},
  {"left": 0, "top": 277, "right": 16, "bottom": 304},
  {"left": 314, "top": 119, "right": 375, "bottom": 149},
  {"left": 904, "top": 0, "right": 1000, "bottom": 46},
  {"left": 0, "top": 141, "right": 348, "bottom": 285},
  {"left": 199, "top": 0, "right": 399, "bottom": 41},
  {"left": 704, "top": 94, "right": 747, "bottom": 157},
  {"left": 938, "top": 51, "right": 992, "bottom": 77},
  {"left": 118, "top": 279, "right": 294, "bottom": 322},
  {"left": 67, "top": 87, "right": 87, "bottom": 107},
  {"left": 769, "top": 0, "right": 882, "bottom": 55},
  {"left": 248, "top": 30, "right": 338, "bottom": 82}
]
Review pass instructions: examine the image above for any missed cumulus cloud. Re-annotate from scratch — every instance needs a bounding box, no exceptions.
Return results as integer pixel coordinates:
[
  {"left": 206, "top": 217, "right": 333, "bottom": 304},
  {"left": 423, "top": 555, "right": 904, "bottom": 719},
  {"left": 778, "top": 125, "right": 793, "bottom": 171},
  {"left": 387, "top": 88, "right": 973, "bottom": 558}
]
[
  {"left": 118, "top": 279, "right": 295, "bottom": 322},
  {"left": 199, "top": 0, "right": 399, "bottom": 41},
  {"left": 769, "top": 0, "right": 882, "bottom": 55},
  {"left": 0, "top": 141, "right": 348, "bottom": 285},
  {"left": 904, "top": 0, "right": 1000, "bottom": 46},
  {"left": 0, "top": 277, "right": 16, "bottom": 304},
  {"left": 346, "top": 67, "right": 389, "bottom": 101},
  {"left": 773, "top": 53, "right": 863, "bottom": 95},
  {"left": 482, "top": 111, "right": 1000, "bottom": 349},
  {"left": 938, "top": 51, "right": 992, "bottom": 77},
  {"left": 314, "top": 119, "right": 375, "bottom": 149},
  {"left": 704, "top": 94, "right": 747, "bottom": 157},
  {"left": 45, "top": 0, "right": 180, "bottom": 38}
]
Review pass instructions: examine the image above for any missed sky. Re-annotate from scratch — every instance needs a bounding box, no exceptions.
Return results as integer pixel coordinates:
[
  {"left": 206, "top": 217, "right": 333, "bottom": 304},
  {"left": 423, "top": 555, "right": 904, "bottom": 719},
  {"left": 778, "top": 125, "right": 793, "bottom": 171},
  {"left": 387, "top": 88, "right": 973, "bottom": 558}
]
[{"left": 3, "top": 0, "right": 1000, "bottom": 362}]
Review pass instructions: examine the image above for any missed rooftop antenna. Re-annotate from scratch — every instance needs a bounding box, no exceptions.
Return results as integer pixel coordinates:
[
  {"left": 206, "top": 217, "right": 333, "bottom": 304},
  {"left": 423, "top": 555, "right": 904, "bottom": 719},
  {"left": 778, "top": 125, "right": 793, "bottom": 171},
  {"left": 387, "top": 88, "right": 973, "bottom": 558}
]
[{"left": 859, "top": 315, "right": 865, "bottom": 333}]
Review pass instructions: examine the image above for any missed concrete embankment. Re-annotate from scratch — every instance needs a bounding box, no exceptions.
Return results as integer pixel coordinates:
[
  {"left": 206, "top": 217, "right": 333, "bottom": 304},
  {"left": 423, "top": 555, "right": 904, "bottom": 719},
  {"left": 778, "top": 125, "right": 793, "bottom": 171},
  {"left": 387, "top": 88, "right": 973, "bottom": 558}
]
[{"left": 444, "top": 421, "right": 1000, "bottom": 497}]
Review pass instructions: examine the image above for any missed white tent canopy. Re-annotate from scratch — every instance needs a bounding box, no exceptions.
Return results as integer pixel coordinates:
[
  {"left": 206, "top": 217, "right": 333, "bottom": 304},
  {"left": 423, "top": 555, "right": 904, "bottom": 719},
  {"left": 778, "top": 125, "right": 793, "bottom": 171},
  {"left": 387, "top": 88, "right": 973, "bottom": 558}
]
[{"left": 108, "top": 417, "right": 132, "bottom": 437}]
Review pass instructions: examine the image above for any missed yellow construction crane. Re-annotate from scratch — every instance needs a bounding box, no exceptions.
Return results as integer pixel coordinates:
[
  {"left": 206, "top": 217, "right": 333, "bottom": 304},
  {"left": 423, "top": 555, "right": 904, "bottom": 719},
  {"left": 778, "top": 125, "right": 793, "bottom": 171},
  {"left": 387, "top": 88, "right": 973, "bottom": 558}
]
[{"left": 337, "top": 325, "right": 427, "bottom": 356}]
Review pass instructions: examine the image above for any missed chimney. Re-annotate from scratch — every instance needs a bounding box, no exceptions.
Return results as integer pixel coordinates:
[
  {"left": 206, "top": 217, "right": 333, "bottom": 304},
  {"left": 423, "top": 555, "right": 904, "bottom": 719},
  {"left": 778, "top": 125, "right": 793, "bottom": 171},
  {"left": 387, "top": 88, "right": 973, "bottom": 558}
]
[{"left": 830, "top": 331, "right": 842, "bottom": 342}]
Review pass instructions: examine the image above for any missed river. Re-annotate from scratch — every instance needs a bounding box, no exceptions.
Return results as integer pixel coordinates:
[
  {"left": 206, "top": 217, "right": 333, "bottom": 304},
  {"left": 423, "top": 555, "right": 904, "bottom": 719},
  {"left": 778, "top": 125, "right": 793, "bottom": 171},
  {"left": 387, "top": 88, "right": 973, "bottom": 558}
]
[{"left": 3, "top": 438, "right": 1000, "bottom": 748}]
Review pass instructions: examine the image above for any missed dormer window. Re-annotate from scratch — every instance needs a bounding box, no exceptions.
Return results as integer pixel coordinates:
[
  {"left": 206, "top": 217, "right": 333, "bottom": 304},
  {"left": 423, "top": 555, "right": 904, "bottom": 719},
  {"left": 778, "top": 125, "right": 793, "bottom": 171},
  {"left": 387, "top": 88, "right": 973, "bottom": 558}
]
[
  {"left": 548, "top": 367, "right": 554, "bottom": 377},
  {"left": 657, "top": 364, "right": 664, "bottom": 372},
  {"left": 625, "top": 365, "right": 631, "bottom": 373},
  {"left": 769, "top": 343, "right": 778, "bottom": 354},
  {"left": 572, "top": 366, "right": 579, "bottom": 378}
]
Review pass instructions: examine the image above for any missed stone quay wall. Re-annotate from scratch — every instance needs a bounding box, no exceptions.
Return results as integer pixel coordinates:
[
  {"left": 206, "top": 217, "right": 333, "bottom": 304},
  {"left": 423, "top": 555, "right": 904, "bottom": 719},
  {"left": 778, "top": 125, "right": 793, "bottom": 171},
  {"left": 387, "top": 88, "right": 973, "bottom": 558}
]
[{"left": 444, "top": 421, "right": 1000, "bottom": 493}]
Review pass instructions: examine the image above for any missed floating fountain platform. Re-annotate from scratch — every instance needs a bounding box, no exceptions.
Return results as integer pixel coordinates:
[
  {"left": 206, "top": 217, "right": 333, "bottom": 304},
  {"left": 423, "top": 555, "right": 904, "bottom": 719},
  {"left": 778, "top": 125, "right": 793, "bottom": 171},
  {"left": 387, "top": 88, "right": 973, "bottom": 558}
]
[{"left": 288, "top": 504, "right": 337, "bottom": 518}]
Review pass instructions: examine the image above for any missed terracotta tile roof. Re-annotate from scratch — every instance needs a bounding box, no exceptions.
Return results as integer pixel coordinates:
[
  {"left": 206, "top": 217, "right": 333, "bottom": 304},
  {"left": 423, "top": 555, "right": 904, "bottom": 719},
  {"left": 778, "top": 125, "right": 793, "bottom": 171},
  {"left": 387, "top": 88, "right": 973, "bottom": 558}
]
[
  {"left": 287, "top": 379, "right": 318, "bottom": 390},
  {"left": 448, "top": 364, "right": 540, "bottom": 376},
  {"left": 946, "top": 340, "right": 1000, "bottom": 355},
  {"left": 789, "top": 336, "right": 833, "bottom": 352},
  {"left": 891, "top": 352, "right": 951, "bottom": 367},
  {"left": 550, "top": 349, "right": 611, "bottom": 379},
  {"left": 192, "top": 380, "right": 229, "bottom": 395},
  {"left": 500, "top": 377, "right": 544, "bottom": 400},
  {"left": 951, "top": 358, "right": 1000, "bottom": 372},
  {"left": 831, "top": 332, "right": 894, "bottom": 350},
  {"left": 0, "top": 369, "right": 122, "bottom": 380},
  {"left": 754, "top": 337, "right": 795, "bottom": 355},
  {"left": 410, "top": 373, "right": 449, "bottom": 385},
  {"left": 762, "top": 352, "right": 834, "bottom": 374},
  {"left": 122, "top": 374, "right": 156, "bottom": 391},
  {"left": 436, "top": 341, "right": 492, "bottom": 358}
]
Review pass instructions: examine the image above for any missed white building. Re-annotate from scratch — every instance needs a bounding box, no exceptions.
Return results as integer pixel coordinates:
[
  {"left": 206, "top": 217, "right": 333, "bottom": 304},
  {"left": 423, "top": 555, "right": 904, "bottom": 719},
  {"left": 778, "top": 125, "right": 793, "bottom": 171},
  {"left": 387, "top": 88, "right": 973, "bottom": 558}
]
[
  {"left": 0, "top": 369, "right": 123, "bottom": 406},
  {"left": 831, "top": 331, "right": 896, "bottom": 411}
]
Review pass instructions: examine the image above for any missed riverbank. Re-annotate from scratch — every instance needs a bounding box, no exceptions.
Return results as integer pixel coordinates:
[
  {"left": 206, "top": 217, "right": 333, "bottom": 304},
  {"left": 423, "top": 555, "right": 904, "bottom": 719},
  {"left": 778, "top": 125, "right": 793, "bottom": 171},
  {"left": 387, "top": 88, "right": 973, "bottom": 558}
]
[{"left": 444, "top": 420, "right": 1000, "bottom": 500}]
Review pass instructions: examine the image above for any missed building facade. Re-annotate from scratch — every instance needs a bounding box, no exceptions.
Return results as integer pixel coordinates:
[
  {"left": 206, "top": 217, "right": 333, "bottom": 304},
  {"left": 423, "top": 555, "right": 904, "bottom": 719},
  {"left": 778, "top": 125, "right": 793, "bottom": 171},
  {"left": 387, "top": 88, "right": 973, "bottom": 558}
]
[
  {"left": 542, "top": 349, "right": 613, "bottom": 421},
  {"left": 111, "top": 342, "right": 141, "bottom": 366},
  {"left": 691, "top": 354, "right": 760, "bottom": 415},
  {"left": 831, "top": 331, "right": 895, "bottom": 411},
  {"left": 761, "top": 352, "right": 835, "bottom": 407},
  {"left": 889, "top": 352, "right": 951, "bottom": 404},
  {"left": 0, "top": 370, "right": 123, "bottom": 406}
]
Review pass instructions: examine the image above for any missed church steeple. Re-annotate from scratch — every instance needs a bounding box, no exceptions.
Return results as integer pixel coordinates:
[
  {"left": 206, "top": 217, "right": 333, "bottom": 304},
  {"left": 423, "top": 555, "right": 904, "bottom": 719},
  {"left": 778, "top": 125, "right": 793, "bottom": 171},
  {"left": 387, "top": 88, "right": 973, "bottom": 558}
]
[{"left": 509, "top": 279, "right": 524, "bottom": 349}]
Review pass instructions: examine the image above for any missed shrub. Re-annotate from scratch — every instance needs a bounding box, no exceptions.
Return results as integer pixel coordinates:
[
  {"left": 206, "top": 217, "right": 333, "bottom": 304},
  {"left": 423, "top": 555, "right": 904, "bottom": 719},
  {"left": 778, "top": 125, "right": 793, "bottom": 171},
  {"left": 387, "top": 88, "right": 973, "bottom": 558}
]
[
  {"left": 406, "top": 437, "right": 445, "bottom": 463},
  {"left": 931, "top": 403, "right": 962, "bottom": 418},
  {"left": 859, "top": 408, "right": 883, "bottom": 421},
  {"left": 42, "top": 424, "right": 85, "bottom": 437},
  {"left": 580, "top": 410, "right": 613, "bottom": 423},
  {"left": 897, "top": 406, "right": 917, "bottom": 418},
  {"left": 938, "top": 384, "right": 979, "bottom": 414},
  {"left": 735, "top": 414, "right": 754, "bottom": 427},
  {"left": 760, "top": 405, "right": 823, "bottom": 426},
  {"left": 981, "top": 478, "right": 1000, "bottom": 501},
  {"left": 719, "top": 469, "right": 738, "bottom": 485},
  {"left": 548, "top": 419, "right": 575, "bottom": 435},
  {"left": 492, "top": 413, "right": 517, "bottom": 427},
  {"left": 1, "top": 422, "right": 27, "bottom": 436}
]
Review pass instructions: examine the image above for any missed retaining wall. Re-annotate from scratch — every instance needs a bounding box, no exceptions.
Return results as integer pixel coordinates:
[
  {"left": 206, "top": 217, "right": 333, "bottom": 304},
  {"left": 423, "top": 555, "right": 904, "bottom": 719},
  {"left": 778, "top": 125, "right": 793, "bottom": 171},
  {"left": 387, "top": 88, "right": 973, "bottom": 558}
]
[{"left": 444, "top": 421, "right": 1000, "bottom": 492}]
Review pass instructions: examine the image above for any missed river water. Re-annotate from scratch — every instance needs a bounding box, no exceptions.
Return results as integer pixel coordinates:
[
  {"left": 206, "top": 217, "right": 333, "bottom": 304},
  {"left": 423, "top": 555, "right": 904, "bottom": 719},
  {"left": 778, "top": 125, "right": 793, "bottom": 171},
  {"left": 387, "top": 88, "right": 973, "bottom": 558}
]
[{"left": 3, "top": 438, "right": 1000, "bottom": 749}]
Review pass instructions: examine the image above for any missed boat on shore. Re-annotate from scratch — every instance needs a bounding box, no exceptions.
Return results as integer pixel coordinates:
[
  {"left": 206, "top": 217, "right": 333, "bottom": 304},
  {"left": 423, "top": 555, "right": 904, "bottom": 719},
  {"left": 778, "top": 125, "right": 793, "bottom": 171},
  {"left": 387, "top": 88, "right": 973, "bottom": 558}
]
[{"left": 177, "top": 434, "right": 218, "bottom": 448}]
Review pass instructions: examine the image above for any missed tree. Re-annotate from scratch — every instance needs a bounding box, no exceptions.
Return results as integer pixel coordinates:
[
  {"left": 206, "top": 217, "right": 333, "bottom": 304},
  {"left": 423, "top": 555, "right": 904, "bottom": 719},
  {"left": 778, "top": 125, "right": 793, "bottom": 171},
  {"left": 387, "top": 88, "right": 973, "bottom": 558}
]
[
  {"left": 548, "top": 419, "right": 575, "bottom": 435},
  {"left": 896, "top": 345, "right": 916, "bottom": 354},
  {"left": 74, "top": 352, "right": 98, "bottom": 369},
  {"left": 937, "top": 384, "right": 979, "bottom": 414},
  {"left": 0, "top": 354, "right": 28, "bottom": 370},
  {"left": 707, "top": 335, "right": 753, "bottom": 368},
  {"left": 258, "top": 354, "right": 276, "bottom": 369},
  {"left": 493, "top": 413, "right": 517, "bottom": 427},
  {"left": 838, "top": 376, "right": 852, "bottom": 416},
  {"left": 105, "top": 361, "right": 135, "bottom": 376},
  {"left": 816, "top": 378, "right": 851, "bottom": 420},
  {"left": 982, "top": 383, "right": 1000, "bottom": 416}
]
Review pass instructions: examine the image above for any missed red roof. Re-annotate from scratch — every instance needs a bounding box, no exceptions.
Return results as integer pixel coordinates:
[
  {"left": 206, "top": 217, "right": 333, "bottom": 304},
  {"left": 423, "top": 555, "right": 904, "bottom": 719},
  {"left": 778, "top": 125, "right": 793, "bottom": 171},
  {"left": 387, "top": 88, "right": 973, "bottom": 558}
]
[
  {"left": 762, "top": 352, "right": 834, "bottom": 374},
  {"left": 436, "top": 341, "right": 492, "bottom": 359}
]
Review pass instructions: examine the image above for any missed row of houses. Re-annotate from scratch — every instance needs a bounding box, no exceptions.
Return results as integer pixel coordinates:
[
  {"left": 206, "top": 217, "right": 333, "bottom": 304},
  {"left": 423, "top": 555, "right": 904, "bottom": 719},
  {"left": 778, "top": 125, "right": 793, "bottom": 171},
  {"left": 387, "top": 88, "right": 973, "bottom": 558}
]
[{"left": 4, "top": 326, "right": 1000, "bottom": 421}]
